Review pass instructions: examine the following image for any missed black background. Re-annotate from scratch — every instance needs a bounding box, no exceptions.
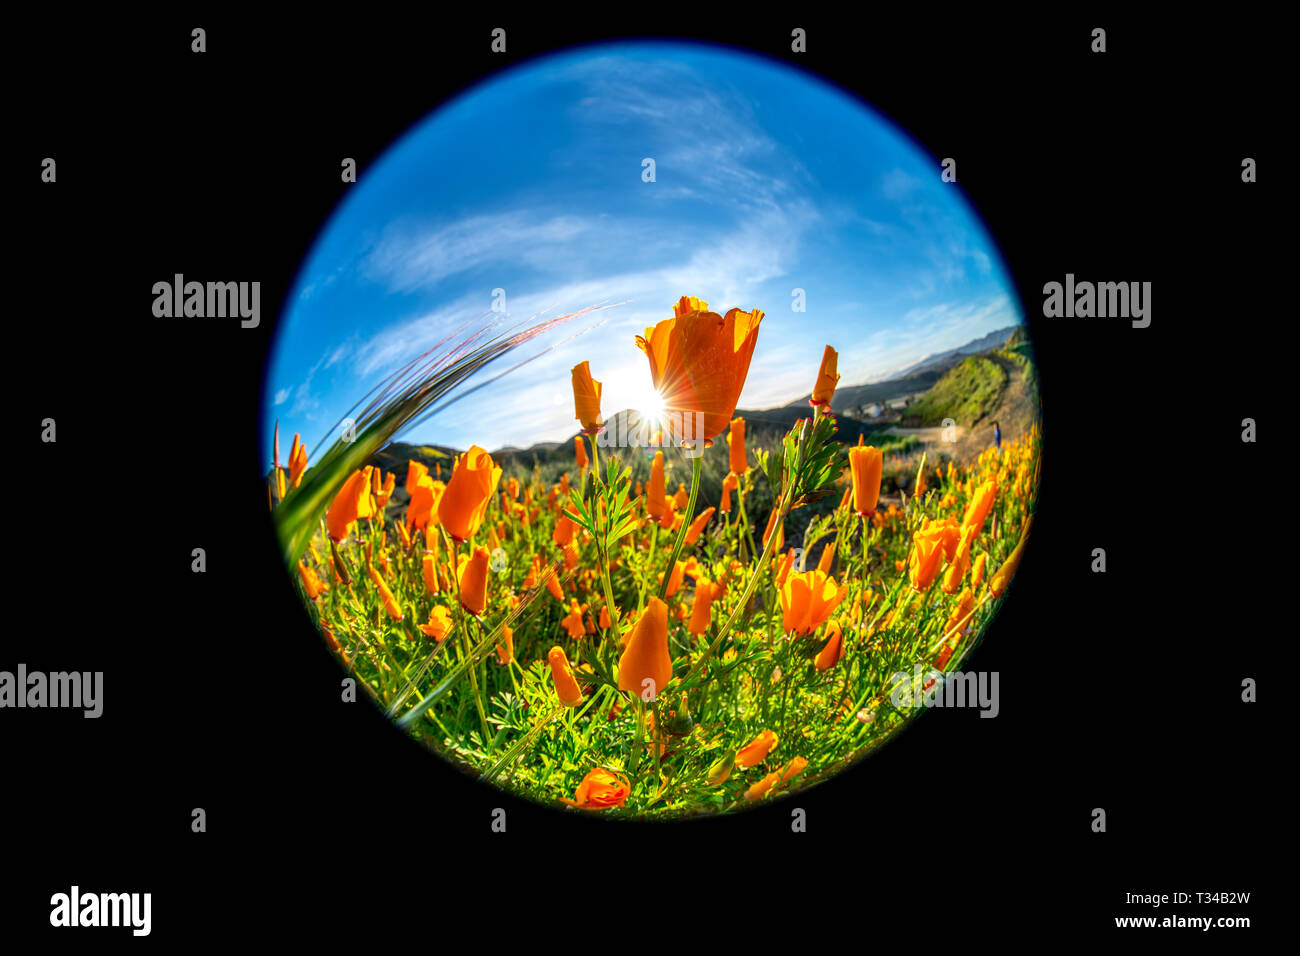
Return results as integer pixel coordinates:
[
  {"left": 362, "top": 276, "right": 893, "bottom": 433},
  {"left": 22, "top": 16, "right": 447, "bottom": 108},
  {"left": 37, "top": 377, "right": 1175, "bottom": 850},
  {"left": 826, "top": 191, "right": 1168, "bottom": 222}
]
[{"left": 10, "top": 10, "right": 1278, "bottom": 942}]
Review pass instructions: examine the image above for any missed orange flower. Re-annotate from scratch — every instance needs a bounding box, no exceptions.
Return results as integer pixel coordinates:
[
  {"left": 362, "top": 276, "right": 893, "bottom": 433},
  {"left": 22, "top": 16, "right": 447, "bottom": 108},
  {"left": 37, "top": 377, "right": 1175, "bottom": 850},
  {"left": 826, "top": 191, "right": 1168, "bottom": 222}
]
[
  {"left": 942, "top": 525, "right": 978, "bottom": 595},
  {"left": 574, "top": 435, "right": 589, "bottom": 470},
  {"left": 970, "top": 552, "right": 988, "bottom": 591},
  {"left": 298, "top": 561, "right": 327, "bottom": 600},
  {"left": 780, "top": 569, "right": 847, "bottom": 636},
  {"left": 421, "top": 550, "right": 440, "bottom": 594},
  {"left": 618, "top": 597, "right": 671, "bottom": 700},
  {"left": 495, "top": 625, "right": 514, "bottom": 665},
  {"left": 775, "top": 548, "right": 798, "bottom": 588},
  {"left": 809, "top": 345, "right": 840, "bottom": 411},
  {"left": 635, "top": 296, "right": 764, "bottom": 447},
  {"left": 544, "top": 566, "right": 565, "bottom": 602},
  {"left": 599, "top": 604, "right": 613, "bottom": 630},
  {"left": 326, "top": 468, "right": 373, "bottom": 542},
  {"left": 561, "top": 767, "right": 630, "bottom": 810},
  {"left": 687, "top": 578, "right": 714, "bottom": 635},
  {"left": 848, "top": 438, "right": 883, "bottom": 516},
  {"left": 369, "top": 566, "right": 403, "bottom": 621},
  {"left": 562, "top": 599, "right": 586, "bottom": 640},
  {"left": 288, "top": 433, "right": 308, "bottom": 489},
  {"left": 438, "top": 446, "right": 502, "bottom": 543},
  {"left": 673, "top": 482, "right": 689, "bottom": 512},
  {"left": 814, "top": 620, "right": 845, "bottom": 671},
  {"left": 405, "top": 460, "right": 429, "bottom": 495},
  {"left": 683, "top": 506, "right": 715, "bottom": 547},
  {"left": 661, "top": 559, "right": 686, "bottom": 599},
  {"left": 646, "top": 451, "right": 666, "bottom": 520},
  {"left": 571, "top": 360, "right": 603, "bottom": 434},
  {"left": 780, "top": 756, "right": 809, "bottom": 782},
  {"left": 374, "top": 470, "right": 396, "bottom": 508},
  {"left": 727, "top": 416, "right": 748, "bottom": 475},
  {"left": 720, "top": 472, "right": 738, "bottom": 513},
  {"left": 817, "top": 542, "right": 834, "bottom": 574},
  {"left": 943, "top": 587, "right": 977, "bottom": 643},
  {"left": 548, "top": 646, "right": 584, "bottom": 707},
  {"left": 457, "top": 546, "right": 490, "bottom": 615},
  {"left": 735, "top": 729, "right": 779, "bottom": 768},
  {"left": 418, "top": 605, "right": 454, "bottom": 642},
  {"left": 762, "top": 508, "right": 784, "bottom": 554},
  {"left": 908, "top": 526, "right": 947, "bottom": 592},
  {"left": 744, "top": 772, "right": 782, "bottom": 801},
  {"left": 989, "top": 518, "right": 1032, "bottom": 597},
  {"left": 553, "top": 513, "right": 576, "bottom": 548},
  {"left": 962, "top": 478, "right": 998, "bottom": 535},
  {"left": 405, "top": 476, "right": 445, "bottom": 533}
]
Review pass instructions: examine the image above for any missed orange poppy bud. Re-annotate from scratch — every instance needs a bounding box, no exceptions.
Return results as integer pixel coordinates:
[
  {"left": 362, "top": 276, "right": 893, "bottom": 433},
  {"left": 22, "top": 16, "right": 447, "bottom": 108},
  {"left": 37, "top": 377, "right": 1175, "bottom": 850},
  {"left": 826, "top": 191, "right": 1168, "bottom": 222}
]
[
  {"left": 683, "top": 506, "right": 715, "bottom": 547},
  {"left": 962, "top": 478, "right": 998, "bottom": 535},
  {"left": 720, "top": 472, "right": 738, "bottom": 513},
  {"left": 762, "top": 508, "right": 784, "bottom": 553},
  {"left": 438, "top": 446, "right": 502, "bottom": 543},
  {"left": 405, "top": 460, "right": 429, "bottom": 495},
  {"left": 815, "top": 620, "right": 845, "bottom": 671},
  {"left": 288, "top": 433, "right": 308, "bottom": 489},
  {"left": 506, "top": 477, "right": 520, "bottom": 500},
  {"left": 298, "top": 561, "right": 327, "bottom": 600},
  {"left": 971, "top": 552, "right": 988, "bottom": 591},
  {"left": 646, "top": 451, "right": 666, "bottom": 520},
  {"left": 571, "top": 360, "right": 603, "bottom": 434},
  {"left": 942, "top": 525, "right": 978, "bottom": 595},
  {"left": 989, "top": 519, "right": 1032, "bottom": 597},
  {"left": 810, "top": 344, "right": 840, "bottom": 410},
  {"left": 780, "top": 755, "right": 809, "bottom": 782},
  {"left": 457, "top": 546, "right": 490, "bottom": 615},
  {"left": 735, "top": 729, "right": 778, "bottom": 768},
  {"left": 635, "top": 296, "right": 764, "bottom": 447},
  {"left": 561, "top": 767, "right": 629, "bottom": 810},
  {"left": 726, "top": 416, "right": 747, "bottom": 475},
  {"left": 687, "top": 577, "right": 714, "bottom": 635},
  {"left": 418, "top": 605, "right": 454, "bottom": 642},
  {"left": 780, "top": 569, "right": 846, "bottom": 636},
  {"left": 662, "top": 559, "right": 686, "bottom": 599},
  {"left": 422, "top": 550, "right": 440, "bottom": 594},
  {"left": 495, "top": 625, "right": 514, "bottom": 664},
  {"left": 369, "top": 565, "right": 403, "bottom": 621},
  {"left": 574, "top": 435, "right": 589, "bottom": 470},
  {"left": 673, "top": 482, "right": 689, "bottom": 512},
  {"left": 817, "top": 542, "right": 835, "bottom": 574},
  {"left": 548, "top": 646, "right": 584, "bottom": 707},
  {"left": 848, "top": 439, "right": 883, "bottom": 516},
  {"left": 599, "top": 604, "right": 612, "bottom": 630},
  {"left": 775, "top": 548, "right": 798, "bottom": 588},
  {"left": 943, "top": 587, "right": 977, "bottom": 645},
  {"left": 618, "top": 597, "right": 671, "bottom": 700},
  {"left": 544, "top": 566, "right": 565, "bottom": 602}
]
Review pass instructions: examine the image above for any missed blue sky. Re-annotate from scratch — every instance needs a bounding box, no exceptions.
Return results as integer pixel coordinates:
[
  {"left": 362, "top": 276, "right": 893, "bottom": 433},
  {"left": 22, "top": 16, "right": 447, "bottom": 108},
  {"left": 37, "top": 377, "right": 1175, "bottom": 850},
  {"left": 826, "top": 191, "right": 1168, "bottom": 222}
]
[{"left": 265, "top": 41, "right": 1022, "bottom": 455}]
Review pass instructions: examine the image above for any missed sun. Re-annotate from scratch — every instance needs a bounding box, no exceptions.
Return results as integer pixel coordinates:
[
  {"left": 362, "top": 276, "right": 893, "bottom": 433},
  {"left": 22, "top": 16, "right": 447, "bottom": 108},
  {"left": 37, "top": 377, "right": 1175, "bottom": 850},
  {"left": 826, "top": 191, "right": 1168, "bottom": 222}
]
[{"left": 634, "top": 383, "right": 665, "bottom": 425}]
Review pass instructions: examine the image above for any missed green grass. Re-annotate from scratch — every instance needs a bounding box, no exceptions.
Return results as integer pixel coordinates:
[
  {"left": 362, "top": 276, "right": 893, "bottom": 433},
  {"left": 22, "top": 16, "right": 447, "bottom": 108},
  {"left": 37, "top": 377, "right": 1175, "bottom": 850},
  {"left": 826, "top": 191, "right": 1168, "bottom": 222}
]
[{"left": 904, "top": 356, "right": 1007, "bottom": 427}]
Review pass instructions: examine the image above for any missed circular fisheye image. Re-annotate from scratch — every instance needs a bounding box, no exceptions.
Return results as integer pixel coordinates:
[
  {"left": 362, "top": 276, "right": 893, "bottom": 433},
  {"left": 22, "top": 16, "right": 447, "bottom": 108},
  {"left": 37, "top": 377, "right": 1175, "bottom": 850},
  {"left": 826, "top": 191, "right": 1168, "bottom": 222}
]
[{"left": 263, "top": 41, "right": 1040, "bottom": 816}]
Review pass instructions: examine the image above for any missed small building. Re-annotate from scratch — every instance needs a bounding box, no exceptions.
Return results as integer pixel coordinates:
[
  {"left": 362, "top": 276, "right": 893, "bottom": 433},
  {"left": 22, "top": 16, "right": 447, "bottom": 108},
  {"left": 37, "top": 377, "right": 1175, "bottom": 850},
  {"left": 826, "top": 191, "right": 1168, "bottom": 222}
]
[
  {"left": 886, "top": 397, "right": 909, "bottom": 411},
  {"left": 864, "top": 403, "right": 885, "bottom": 418}
]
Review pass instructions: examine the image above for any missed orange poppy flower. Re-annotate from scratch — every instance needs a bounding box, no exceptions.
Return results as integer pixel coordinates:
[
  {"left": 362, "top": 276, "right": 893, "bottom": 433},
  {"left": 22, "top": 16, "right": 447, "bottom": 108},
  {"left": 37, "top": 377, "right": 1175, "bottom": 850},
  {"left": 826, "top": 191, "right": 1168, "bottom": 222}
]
[
  {"left": 683, "top": 506, "right": 715, "bottom": 547},
  {"left": 405, "top": 476, "right": 445, "bottom": 533},
  {"left": 848, "top": 438, "right": 883, "bottom": 516},
  {"left": 744, "top": 771, "right": 782, "bottom": 801},
  {"left": 298, "top": 561, "right": 327, "bottom": 600},
  {"left": 571, "top": 360, "right": 603, "bottom": 434},
  {"left": 618, "top": 597, "right": 671, "bottom": 700},
  {"left": 418, "top": 605, "right": 454, "bottom": 642},
  {"left": 970, "top": 552, "right": 988, "bottom": 591},
  {"left": 553, "top": 514, "right": 576, "bottom": 548},
  {"left": 457, "top": 546, "right": 490, "bottom": 615},
  {"left": 726, "top": 416, "right": 748, "bottom": 475},
  {"left": 687, "top": 578, "right": 714, "bottom": 635},
  {"left": 495, "top": 625, "right": 514, "bottom": 665},
  {"left": 288, "top": 433, "right": 308, "bottom": 489},
  {"left": 635, "top": 296, "right": 764, "bottom": 447},
  {"left": 810, "top": 345, "right": 840, "bottom": 411},
  {"left": 561, "top": 767, "right": 630, "bottom": 810},
  {"left": 814, "top": 620, "right": 845, "bottom": 671},
  {"left": 438, "top": 446, "right": 502, "bottom": 543},
  {"left": 908, "top": 527, "right": 947, "bottom": 592},
  {"left": 720, "top": 472, "right": 738, "bottom": 513},
  {"left": 421, "top": 550, "right": 440, "bottom": 595},
  {"left": 369, "top": 566, "right": 403, "bottom": 621},
  {"left": 762, "top": 508, "right": 784, "bottom": 554},
  {"left": 562, "top": 599, "right": 586, "bottom": 640},
  {"left": 780, "top": 756, "right": 809, "bottom": 782},
  {"left": 574, "top": 435, "right": 589, "bottom": 470},
  {"left": 735, "top": 729, "right": 779, "bottom": 768},
  {"left": 405, "top": 460, "right": 429, "bottom": 495},
  {"left": 548, "top": 646, "right": 584, "bottom": 707},
  {"left": 326, "top": 468, "right": 373, "bottom": 542},
  {"left": 646, "top": 451, "right": 666, "bottom": 520},
  {"left": 962, "top": 478, "right": 998, "bottom": 535},
  {"left": 544, "top": 566, "right": 564, "bottom": 602},
  {"left": 780, "top": 569, "right": 846, "bottom": 636}
]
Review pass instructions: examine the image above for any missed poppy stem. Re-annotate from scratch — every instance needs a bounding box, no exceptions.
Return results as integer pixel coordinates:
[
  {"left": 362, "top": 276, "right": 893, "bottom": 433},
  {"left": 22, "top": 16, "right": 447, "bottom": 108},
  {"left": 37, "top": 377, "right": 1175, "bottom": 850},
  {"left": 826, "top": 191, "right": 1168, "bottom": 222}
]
[{"left": 658, "top": 454, "right": 702, "bottom": 601}]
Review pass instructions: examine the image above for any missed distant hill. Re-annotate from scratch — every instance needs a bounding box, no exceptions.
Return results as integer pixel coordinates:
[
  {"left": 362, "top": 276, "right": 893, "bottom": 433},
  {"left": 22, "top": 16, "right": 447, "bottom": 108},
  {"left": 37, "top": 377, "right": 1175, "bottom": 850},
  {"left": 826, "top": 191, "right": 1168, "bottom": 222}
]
[{"left": 891, "top": 325, "right": 1018, "bottom": 377}]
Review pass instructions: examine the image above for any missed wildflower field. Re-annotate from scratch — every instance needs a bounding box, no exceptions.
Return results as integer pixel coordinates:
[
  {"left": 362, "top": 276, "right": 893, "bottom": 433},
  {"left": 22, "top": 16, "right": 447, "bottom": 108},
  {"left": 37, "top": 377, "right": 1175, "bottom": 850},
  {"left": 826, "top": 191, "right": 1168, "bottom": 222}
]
[{"left": 270, "top": 296, "right": 1040, "bottom": 816}]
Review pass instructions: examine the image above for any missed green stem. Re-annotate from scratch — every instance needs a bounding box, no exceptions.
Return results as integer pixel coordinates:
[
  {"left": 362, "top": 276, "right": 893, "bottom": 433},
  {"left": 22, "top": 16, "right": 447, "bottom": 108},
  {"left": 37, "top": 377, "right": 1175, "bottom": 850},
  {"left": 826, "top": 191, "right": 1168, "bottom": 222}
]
[{"left": 658, "top": 453, "right": 702, "bottom": 601}]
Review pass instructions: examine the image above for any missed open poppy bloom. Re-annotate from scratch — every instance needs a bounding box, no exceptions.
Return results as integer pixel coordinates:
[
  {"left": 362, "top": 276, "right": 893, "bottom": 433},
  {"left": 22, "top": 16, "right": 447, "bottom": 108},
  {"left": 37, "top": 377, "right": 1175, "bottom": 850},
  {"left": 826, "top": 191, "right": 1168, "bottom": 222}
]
[
  {"left": 635, "top": 296, "right": 764, "bottom": 447},
  {"left": 780, "top": 569, "right": 847, "bottom": 636},
  {"left": 735, "top": 729, "right": 779, "bottom": 768},
  {"left": 908, "top": 527, "right": 948, "bottom": 592},
  {"left": 418, "top": 605, "right": 454, "bottom": 641},
  {"left": 561, "top": 767, "right": 630, "bottom": 810}
]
